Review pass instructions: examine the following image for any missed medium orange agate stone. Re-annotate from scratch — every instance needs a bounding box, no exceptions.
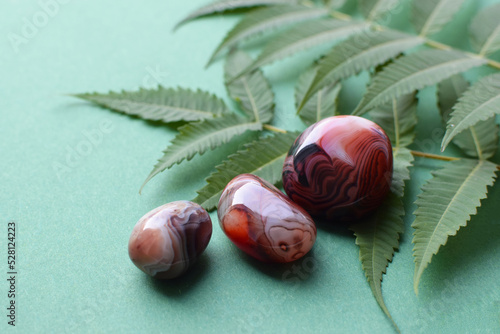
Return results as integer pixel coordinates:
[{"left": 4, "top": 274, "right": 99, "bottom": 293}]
[{"left": 218, "top": 174, "right": 316, "bottom": 263}]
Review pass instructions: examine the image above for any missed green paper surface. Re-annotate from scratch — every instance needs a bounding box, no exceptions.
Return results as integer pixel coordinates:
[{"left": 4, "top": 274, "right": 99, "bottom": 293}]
[{"left": 1, "top": 0, "right": 499, "bottom": 333}]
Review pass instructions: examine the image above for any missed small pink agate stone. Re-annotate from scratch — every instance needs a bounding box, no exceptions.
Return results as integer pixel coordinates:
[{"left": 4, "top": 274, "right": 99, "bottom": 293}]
[{"left": 128, "top": 201, "right": 212, "bottom": 279}]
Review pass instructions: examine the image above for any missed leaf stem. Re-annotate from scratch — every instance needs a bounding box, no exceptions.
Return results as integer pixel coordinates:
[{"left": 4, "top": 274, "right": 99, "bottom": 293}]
[
  {"left": 469, "top": 127, "right": 484, "bottom": 161},
  {"left": 424, "top": 39, "right": 451, "bottom": 51},
  {"left": 486, "top": 58, "right": 500, "bottom": 70},
  {"left": 241, "top": 77, "right": 260, "bottom": 123},
  {"left": 410, "top": 150, "right": 460, "bottom": 161},
  {"left": 410, "top": 151, "right": 500, "bottom": 171},
  {"left": 263, "top": 124, "right": 288, "bottom": 133},
  {"left": 329, "top": 10, "right": 352, "bottom": 21}
]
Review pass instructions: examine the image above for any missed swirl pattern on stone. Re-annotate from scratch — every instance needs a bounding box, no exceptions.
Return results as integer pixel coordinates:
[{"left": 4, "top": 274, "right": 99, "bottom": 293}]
[
  {"left": 128, "top": 201, "right": 212, "bottom": 279},
  {"left": 282, "top": 116, "right": 393, "bottom": 221},
  {"left": 218, "top": 174, "right": 316, "bottom": 263}
]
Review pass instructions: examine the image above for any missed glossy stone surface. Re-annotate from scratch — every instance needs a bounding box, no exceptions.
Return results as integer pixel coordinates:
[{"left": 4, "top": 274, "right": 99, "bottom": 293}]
[
  {"left": 218, "top": 174, "right": 316, "bottom": 263},
  {"left": 128, "top": 201, "right": 212, "bottom": 279},
  {"left": 283, "top": 116, "right": 393, "bottom": 221}
]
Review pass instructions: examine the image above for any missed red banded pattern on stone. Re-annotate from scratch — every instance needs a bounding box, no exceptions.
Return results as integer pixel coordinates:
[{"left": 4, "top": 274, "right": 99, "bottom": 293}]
[{"left": 283, "top": 116, "right": 393, "bottom": 222}]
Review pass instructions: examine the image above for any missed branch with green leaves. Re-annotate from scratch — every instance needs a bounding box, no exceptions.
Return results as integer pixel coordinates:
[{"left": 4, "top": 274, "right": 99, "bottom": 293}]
[{"left": 72, "top": 0, "right": 500, "bottom": 332}]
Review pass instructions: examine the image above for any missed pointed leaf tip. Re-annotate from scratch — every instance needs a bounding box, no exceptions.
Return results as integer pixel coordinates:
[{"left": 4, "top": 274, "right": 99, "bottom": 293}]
[
  {"left": 351, "top": 192, "right": 405, "bottom": 333},
  {"left": 412, "top": 159, "right": 498, "bottom": 292},
  {"left": 350, "top": 148, "right": 413, "bottom": 333},
  {"left": 174, "top": 0, "right": 300, "bottom": 31},
  {"left": 441, "top": 73, "right": 500, "bottom": 152}
]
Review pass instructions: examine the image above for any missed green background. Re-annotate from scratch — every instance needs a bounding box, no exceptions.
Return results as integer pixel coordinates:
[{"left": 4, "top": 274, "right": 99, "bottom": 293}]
[{"left": 1, "top": 0, "right": 499, "bottom": 333}]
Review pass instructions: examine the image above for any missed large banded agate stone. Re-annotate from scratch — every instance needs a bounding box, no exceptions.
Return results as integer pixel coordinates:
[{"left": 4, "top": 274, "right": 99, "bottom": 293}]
[
  {"left": 128, "top": 201, "right": 212, "bottom": 279},
  {"left": 218, "top": 174, "right": 316, "bottom": 263},
  {"left": 283, "top": 116, "right": 393, "bottom": 221}
]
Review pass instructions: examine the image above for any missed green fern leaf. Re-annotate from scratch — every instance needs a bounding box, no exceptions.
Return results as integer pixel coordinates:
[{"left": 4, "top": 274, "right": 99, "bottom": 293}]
[
  {"left": 73, "top": 87, "right": 229, "bottom": 123},
  {"left": 193, "top": 131, "right": 298, "bottom": 210},
  {"left": 412, "top": 0, "right": 466, "bottom": 37},
  {"left": 370, "top": 93, "right": 418, "bottom": 148},
  {"left": 438, "top": 75, "right": 498, "bottom": 160},
  {"left": 297, "top": 30, "right": 423, "bottom": 112},
  {"left": 350, "top": 148, "right": 413, "bottom": 333},
  {"left": 351, "top": 193, "right": 404, "bottom": 333},
  {"left": 441, "top": 73, "right": 500, "bottom": 152},
  {"left": 353, "top": 49, "right": 486, "bottom": 116},
  {"left": 358, "top": 0, "right": 401, "bottom": 22},
  {"left": 469, "top": 3, "right": 500, "bottom": 56},
  {"left": 412, "top": 159, "right": 498, "bottom": 294},
  {"left": 228, "top": 18, "right": 369, "bottom": 81},
  {"left": 141, "top": 114, "right": 262, "bottom": 191},
  {"left": 295, "top": 66, "right": 342, "bottom": 126},
  {"left": 207, "top": 4, "right": 328, "bottom": 66},
  {"left": 225, "top": 50, "right": 274, "bottom": 123},
  {"left": 175, "top": 0, "right": 298, "bottom": 30}
]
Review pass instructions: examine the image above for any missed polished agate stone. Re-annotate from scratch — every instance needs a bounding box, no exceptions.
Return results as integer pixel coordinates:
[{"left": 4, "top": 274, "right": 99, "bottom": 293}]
[
  {"left": 218, "top": 174, "right": 316, "bottom": 263},
  {"left": 128, "top": 201, "right": 212, "bottom": 279},
  {"left": 283, "top": 116, "right": 393, "bottom": 221}
]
